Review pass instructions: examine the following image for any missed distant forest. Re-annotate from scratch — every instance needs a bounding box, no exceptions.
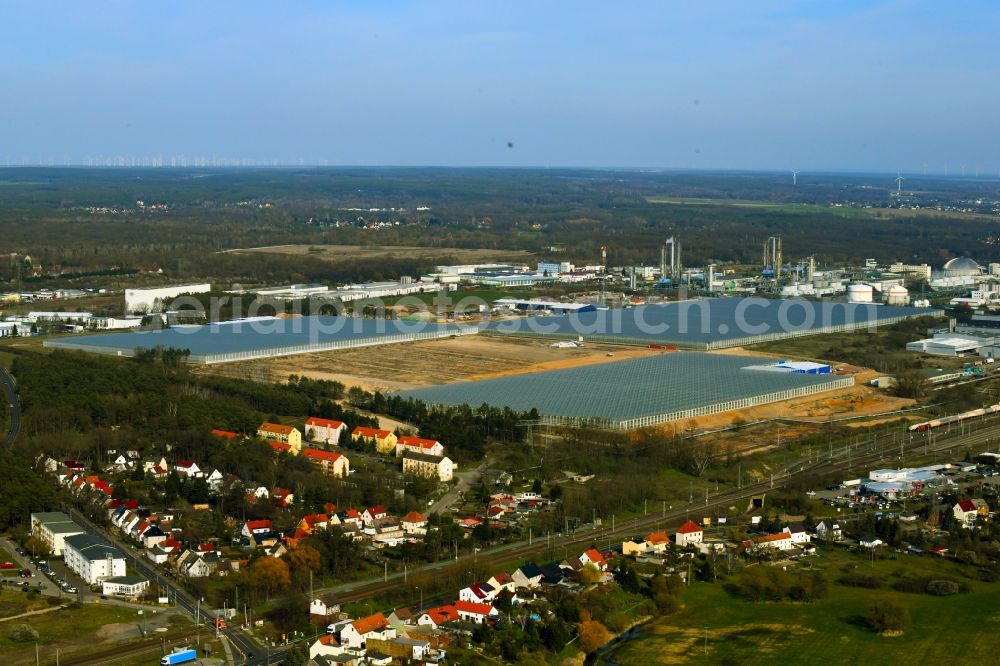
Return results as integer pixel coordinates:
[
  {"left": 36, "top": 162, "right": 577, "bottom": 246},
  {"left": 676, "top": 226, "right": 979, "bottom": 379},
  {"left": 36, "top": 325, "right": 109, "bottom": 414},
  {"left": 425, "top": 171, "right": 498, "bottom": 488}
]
[{"left": 1, "top": 167, "right": 998, "bottom": 288}]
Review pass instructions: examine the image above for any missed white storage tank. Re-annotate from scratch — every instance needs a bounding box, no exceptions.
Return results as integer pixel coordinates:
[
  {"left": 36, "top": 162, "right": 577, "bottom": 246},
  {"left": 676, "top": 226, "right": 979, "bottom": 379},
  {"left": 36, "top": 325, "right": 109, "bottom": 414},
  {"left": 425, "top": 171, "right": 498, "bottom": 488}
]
[
  {"left": 847, "top": 283, "right": 874, "bottom": 303},
  {"left": 886, "top": 285, "right": 909, "bottom": 306}
]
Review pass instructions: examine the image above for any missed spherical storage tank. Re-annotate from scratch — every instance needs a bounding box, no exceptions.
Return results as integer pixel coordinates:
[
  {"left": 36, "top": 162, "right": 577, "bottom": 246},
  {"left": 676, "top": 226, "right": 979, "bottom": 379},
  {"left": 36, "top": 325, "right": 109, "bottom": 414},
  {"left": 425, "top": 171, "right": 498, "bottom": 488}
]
[
  {"left": 886, "top": 285, "right": 909, "bottom": 306},
  {"left": 847, "top": 284, "right": 874, "bottom": 303}
]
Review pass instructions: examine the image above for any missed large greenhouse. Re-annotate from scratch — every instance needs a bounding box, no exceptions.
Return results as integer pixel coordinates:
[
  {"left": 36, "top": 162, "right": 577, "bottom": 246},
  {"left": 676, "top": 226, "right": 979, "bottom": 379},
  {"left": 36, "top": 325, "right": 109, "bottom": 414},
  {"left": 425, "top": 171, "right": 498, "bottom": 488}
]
[
  {"left": 486, "top": 299, "right": 939, "bottom": 349},
  {"left": 396, "top": 351, "right": 853, "bottom": 430}
]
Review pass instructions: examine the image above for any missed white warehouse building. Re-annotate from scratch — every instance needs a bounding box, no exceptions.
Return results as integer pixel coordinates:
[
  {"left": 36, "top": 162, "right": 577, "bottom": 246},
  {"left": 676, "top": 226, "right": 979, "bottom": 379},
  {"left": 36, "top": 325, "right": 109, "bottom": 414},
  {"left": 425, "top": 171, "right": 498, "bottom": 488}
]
[
  {"left": 125, "top": 284, "right": 211, "bottom": 313},
  {"left": 62, "top": 534, "right": 127, "bottom": 584}
]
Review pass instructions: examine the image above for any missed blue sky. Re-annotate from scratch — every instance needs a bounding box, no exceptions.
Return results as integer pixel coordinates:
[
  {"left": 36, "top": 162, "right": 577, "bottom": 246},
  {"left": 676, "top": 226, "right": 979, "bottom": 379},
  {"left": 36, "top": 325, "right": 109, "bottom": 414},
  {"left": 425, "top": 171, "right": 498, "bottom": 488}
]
[{"left": 1, "top": 1, "right": 997, "bottom": 172}]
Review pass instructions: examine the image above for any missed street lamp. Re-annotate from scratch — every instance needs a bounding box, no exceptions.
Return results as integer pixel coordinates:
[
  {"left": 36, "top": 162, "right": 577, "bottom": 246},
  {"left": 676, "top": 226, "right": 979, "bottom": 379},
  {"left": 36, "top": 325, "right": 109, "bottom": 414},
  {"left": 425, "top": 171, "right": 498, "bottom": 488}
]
[{"left": 415, "top": 586, "right": 423, "bottom": 611}]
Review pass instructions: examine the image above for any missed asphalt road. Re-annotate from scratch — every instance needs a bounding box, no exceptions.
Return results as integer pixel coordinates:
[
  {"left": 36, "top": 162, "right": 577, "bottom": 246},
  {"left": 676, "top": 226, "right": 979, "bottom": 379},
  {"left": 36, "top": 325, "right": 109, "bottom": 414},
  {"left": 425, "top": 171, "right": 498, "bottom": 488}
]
[
  {"left": 0, "top": 366, "right": 19, "bottom": 445},
  {"left": 63, "top": 506, "right": 282, "bottom": 665}
]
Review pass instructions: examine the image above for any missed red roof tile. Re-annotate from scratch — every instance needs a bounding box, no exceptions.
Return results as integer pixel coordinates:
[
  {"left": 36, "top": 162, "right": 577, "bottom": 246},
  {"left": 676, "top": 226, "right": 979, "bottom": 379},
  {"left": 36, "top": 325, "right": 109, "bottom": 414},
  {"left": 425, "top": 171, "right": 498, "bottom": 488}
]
[
  {"left": 455, "top": 600, "right": 495, "bottom": 617},
  {"left": 259, "top": 422, "right": 296, "bottom": 435},
  {"left": 677, "top": 520, "right": 703, "bottom": 534},
  {"left": 398, "top": 435, "right": 440, "bottom": 450},
  {"left": 353, "top": 426, "right": 392, "bottom": 439},
  {"left": 302, "top": 447, "right": 343, "bottom": 462},
  {"left": 306, "top": 417, "right": 345, "bottom": 429},
  {"left": 351, "top": 612, "right": 389, "bottom": 635}
]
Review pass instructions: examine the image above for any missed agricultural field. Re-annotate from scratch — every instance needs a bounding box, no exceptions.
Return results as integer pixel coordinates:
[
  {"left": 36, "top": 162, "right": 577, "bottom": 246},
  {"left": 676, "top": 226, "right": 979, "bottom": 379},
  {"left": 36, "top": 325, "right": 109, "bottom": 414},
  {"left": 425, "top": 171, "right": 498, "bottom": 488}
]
[{"left": 601, "top": 548, "right": 1000, "bottom": 665}]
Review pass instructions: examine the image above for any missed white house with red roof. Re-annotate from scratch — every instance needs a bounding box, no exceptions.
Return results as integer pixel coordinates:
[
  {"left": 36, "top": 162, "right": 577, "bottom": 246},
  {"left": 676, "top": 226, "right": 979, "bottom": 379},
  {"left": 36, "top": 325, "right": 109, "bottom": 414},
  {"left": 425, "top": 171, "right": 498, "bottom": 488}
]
[
  {"left": 271, "top": 487, "right": 294, "bottom": 508},
  {"left": 147, "top": 538, "right": 183, "bottom": 564},
  {"left": 417, "top": 605, "right": 459, "bottom": 627},
  {"left": 394, "top": 435, "right": 444, "bottom": 458},
  {"left": 339, "top": 612, "right": 395, "bottom": 648},
  {"left": 305, "top": 417, "right": 347, "bottom": 446},
  {"left": 675, "top": 520, "right": 704, "bottom": 547},
  {"left": 459, "top": 583, "right": 497, "bottom": 604},
  {"left": 455, "top": 600, "right": 498, "bottom": 624},
  {"left": 173, "top": 460, "right": 202, "bottom": 478},
  {"left": 401, "top": 511, "right": 428, "bottom": 536},
  {"left": 362, "top": 505, "right": 388, "bottom": 526},
  {"left": 745, "top": 532, "right": 795, "bottom": 552},
  {"left": 341, "top": 509, "right": 363, "bottom": 529},
  {"left": 242, "top": 519, "right": 273, "bottom": 538},
  {"left": 580, "top": 548, "right": 607, "bottom": 571},
  {"left": 953, "top": 499, "right": 984, "bottom": 528},
  {"left": 487, "top": 572, "right": 517, "bottom": 594},
  {"left": 298, "top": 513, "right": 330, "bottom": 534}
]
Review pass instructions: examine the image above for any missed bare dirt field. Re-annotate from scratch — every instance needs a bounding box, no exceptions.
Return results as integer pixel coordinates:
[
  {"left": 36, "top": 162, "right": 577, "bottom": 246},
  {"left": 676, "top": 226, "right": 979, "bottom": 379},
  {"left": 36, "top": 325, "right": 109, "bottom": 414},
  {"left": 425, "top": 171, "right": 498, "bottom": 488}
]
[
  {"left": 196, "top": 335, "right": 658, "bottom": 393},
  {"left": 226, "top": 244, "right": 533, "bottom": 264}
]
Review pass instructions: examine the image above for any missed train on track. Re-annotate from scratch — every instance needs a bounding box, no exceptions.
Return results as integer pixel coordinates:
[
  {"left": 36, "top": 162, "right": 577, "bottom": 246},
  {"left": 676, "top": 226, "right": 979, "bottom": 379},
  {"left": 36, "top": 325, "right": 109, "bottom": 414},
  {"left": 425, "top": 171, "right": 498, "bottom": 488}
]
[{"left": 908, "top": 403, "right": 1000, "bottom": 433}]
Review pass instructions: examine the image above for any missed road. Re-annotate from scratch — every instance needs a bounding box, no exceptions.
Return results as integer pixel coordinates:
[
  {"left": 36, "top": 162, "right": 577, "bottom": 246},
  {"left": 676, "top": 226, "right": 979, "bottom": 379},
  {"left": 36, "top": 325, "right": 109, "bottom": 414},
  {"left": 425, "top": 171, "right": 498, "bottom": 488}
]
[
  {"left": 0, "top": 366, "right": 19, "bottom": 446},
  {"left": 428, "top": 462, "right": 486, "bottom": 514},
  {"left": 311, "top": 414, "right": 1000, "bottom": 606},
  {"left": 63, "top": 506, "right": 281, "bottom": 665}
]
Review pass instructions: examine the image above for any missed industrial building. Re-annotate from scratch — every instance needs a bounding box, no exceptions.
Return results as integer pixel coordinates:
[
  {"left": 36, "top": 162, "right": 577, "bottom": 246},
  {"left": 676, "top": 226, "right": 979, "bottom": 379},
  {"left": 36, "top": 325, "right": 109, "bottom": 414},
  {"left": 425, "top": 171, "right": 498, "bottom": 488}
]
[
  {"left": 906, "top": 333, "right": 995, "bottom": 357},
  {"left": 487, "top": 299, "right": 939, "bottom": 350},
  {"left": 398, "top": 352, "right": 852, "bottom": 430},
  {"left": 335, "top": 279, "right": 428, "bottom": 301},
  {"left": 44, "top": 316, "right": 478, "bottom": 364},
  {"left": 492, "top": 298, "right": 597, "bottom": 314},
  {"left": 125, "top": 284, "right": 211, "bottom": 313}
]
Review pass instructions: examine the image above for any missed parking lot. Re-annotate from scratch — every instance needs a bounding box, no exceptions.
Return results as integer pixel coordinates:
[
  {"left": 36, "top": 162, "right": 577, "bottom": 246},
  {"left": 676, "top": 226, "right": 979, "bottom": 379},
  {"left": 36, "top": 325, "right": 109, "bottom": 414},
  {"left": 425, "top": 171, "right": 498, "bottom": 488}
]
[{"left": 0, "top": 535, "right": 87, "bottom": 600}]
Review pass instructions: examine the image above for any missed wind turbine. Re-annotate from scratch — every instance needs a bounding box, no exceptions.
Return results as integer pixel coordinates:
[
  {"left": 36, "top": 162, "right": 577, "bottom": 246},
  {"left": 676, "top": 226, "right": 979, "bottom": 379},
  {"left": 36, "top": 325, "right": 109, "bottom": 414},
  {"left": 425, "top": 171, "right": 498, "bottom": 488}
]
[
  {"left": 895, "top": 172, "right": 904, "bottom": 195},
  {"left": 792, "top": 169, "right": 800, "bottom": 186}
]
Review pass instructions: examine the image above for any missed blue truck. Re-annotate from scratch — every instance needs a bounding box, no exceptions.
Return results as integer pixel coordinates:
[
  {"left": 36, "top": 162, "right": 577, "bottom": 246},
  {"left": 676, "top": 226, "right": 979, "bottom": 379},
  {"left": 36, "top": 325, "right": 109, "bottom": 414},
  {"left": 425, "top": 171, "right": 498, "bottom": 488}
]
[{"left": 160, "top": 648, "right": 197, "bottom": 665}]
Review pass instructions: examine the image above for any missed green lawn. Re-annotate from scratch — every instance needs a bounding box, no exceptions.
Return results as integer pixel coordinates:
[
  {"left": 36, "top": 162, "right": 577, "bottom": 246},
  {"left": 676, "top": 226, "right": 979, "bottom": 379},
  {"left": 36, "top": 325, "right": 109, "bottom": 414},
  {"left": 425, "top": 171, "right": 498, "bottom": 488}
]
[{"left": 603, "top": 549, "right": 1000, "bottom": 665}]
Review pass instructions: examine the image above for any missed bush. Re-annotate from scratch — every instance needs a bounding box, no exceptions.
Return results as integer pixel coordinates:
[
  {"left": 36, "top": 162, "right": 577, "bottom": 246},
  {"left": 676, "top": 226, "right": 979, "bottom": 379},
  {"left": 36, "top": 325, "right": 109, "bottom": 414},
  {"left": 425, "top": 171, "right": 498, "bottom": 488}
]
[
  {"left": 836, "top": 573, "right": 882, "bottom": 589},
  {"left": 9, "top": 624, "right": 39, "bottom": 642},
  {"left": 892, "top": 575, "right": 969, "bottom": 595},
  {"left": 723, "top": 567, "right": 826, "bottom": 602},
  {"left": 925, "top": 579, "right": 961, "bottom": 596},
  {"left": 869, "top": 599, "right": 909, "bottom": 634}
]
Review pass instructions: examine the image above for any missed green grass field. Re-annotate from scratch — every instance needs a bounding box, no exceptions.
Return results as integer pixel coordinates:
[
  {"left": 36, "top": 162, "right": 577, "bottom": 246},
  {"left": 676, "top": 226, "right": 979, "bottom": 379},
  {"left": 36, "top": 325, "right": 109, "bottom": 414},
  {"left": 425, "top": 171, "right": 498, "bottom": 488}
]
[
  {"left": 602, "top": 549, "right": 1000, "bottom": 665},
  {"left": 0, "top": 596, "right": 140, "bottom": 661},
  {"left": 646, "top": 197, "right": 873, "bottom": 218}
]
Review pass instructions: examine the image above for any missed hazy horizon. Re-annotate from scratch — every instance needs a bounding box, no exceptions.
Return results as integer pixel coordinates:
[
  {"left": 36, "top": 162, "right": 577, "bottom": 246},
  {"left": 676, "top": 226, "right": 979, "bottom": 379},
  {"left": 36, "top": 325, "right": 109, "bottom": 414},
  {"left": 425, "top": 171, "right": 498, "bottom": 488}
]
[{"left": 3, "top": 1, "right": 998, "bottom": 174}]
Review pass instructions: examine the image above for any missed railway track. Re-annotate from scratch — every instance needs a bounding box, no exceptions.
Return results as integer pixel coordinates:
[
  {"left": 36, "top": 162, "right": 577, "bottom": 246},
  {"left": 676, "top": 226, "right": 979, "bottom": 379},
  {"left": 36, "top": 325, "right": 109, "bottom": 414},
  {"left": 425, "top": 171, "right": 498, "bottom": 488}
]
[
  {"left": 58, "top": 628, "right": 200, "bottom": 666},
  {"left": 320, "top": 416, "right": 1000, "bottom": 606}
]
